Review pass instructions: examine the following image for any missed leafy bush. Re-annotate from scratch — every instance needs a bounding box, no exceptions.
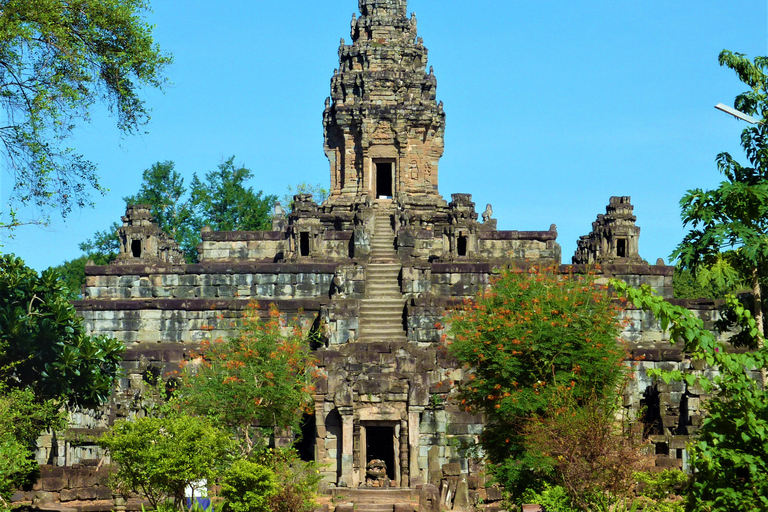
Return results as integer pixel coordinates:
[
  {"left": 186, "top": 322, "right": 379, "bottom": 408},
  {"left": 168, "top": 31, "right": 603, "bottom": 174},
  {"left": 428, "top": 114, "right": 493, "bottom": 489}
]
[
  {"left": 448, "top": 266, "right": 626, "bottom": 498},
  {"left": 252, "top": 448, "right": 321, "bottom": 512},
  {"left": 99, "top": 412, "right": 235, "bottom": 510},
  {"left": 0, "top": 386, "right": 64, "bottom": 509},
  {"left": 523, "top": 389, "right": 651, "bottom": 511},
  {"left": 181, "top": 302, "right": 317, "bottom": 456},
  {"left": 633, "top": 470, "right": 687, "bottom": 512},
  {"left": 521, "top": 483, "right": 579, "bottom": 512},
  {"left": 221, "top": 460, "right": 277, "bottom": 512}
]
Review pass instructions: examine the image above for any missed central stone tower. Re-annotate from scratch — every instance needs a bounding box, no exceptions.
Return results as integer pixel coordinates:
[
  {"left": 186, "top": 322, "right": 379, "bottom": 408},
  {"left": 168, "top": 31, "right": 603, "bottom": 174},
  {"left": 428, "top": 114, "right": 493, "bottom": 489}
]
[{"left": 324, "top": 0, "right": 446, "bottom": 210}]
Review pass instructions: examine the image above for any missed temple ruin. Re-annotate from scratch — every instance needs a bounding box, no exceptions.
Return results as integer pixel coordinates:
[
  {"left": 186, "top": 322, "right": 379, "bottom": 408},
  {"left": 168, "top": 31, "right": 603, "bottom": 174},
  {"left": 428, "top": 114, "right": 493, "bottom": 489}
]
[{"left": 20, "top": 0, "right": 727, "bottom": 507}]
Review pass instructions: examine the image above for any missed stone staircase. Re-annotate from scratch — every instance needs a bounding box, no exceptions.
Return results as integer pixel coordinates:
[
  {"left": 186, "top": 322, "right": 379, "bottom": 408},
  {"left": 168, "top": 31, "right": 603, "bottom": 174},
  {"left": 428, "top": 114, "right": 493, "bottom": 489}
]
[
  {"left": 328, "top": 488, "right": 418, "bottom": 512},
  {"left": 358, "top": 201, "right": 406, "bottom": 342}
]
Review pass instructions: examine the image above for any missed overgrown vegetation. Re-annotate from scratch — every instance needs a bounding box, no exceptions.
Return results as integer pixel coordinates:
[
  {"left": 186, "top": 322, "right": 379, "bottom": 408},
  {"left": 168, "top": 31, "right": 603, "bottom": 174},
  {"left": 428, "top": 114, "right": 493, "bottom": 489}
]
[
  {"left": 613, "top": 280, "right": 768, "bottom": 512},
  {"left": 0, "top": 255, "right": 122, "bottom": 508},
  {"left": 180, "top": 303, "right": 317, "bottom": 457},
  {"left": 447, "top": 266, "right": 630, "bottom": 507}
]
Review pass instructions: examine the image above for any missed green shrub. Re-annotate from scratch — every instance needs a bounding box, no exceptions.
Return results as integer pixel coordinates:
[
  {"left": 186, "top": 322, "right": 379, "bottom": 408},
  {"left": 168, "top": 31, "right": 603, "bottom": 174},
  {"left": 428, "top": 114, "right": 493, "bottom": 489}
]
[
  {"left": 221, "top": 460, "right": 277, "bottom": 512},
  {"left": 99, "top": 412, "right": 235, "bottom": 510},
  {"left": 521, "top": 483, "right": 579, "bottom": 512},
  {"left": 252, "top": 447, "right": 321, "bottom": 512}
]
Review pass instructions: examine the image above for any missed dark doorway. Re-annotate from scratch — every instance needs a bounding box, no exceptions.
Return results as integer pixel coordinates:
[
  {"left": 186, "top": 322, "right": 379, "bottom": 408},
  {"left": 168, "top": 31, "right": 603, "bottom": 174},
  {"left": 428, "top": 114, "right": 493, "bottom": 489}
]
[
  {"left": 376, "top": 162, "right": 393, "bottom": 198},
  {"left": 457, "top": 234, "right": 468, "bottom": 257},
  {"left": 616, "top": 239, "right": 627, "bottom": 258},
  {"left": 366, "top": 426, "right": 395, "bottom": 480},
  {"left": 300, "top": 232, "right": 310, "bottom": 257},
  {"left": 296, "top": 413, "right": 316, "bottom": 462},
  {"left": 131, "top": 239, "right": 142, "bottom": 258}
]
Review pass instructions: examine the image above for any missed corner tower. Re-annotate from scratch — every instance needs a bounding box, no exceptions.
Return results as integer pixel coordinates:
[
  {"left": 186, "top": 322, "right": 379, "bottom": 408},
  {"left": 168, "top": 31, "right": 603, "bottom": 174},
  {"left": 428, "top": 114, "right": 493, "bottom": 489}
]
[{"left": 324, "top": 0, "right": 446, "bottom": 208}]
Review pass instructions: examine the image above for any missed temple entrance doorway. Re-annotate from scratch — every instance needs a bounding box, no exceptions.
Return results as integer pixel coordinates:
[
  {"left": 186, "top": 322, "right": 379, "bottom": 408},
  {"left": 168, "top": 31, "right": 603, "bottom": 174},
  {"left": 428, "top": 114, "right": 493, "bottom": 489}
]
[
  {"left": 361, "top": 421, "right": 400, "bottom": 485},
  {"left": 366, "top": 426, "right": 396, "bottom": 480},
  {"left": 375, "top": 161, "right": 394, "bottom": 198}
]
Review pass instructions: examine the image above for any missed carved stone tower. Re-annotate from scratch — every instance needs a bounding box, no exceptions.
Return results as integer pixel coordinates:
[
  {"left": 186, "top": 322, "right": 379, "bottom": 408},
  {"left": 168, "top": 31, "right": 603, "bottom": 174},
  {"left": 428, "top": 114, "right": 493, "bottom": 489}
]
[
  {"left": 572, "top": 196, "right": 643, "bottom": 265},
  {"left": 323, "top": 0, "right": 446, "bottom": 209}
]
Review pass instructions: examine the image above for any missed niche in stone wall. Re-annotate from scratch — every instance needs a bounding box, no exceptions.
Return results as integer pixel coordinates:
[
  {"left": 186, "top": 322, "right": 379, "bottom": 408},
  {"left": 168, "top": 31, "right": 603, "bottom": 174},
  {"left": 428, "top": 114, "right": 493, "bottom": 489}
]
[
  {"left": 325, "top": 409, "right": 343, "bottom": 482},
  {"left": 131, "top": 239, "right": 142, "bottom": 258},
  {"left": 296, "top": 412, "right": 316, "bottom": 462},
  {"left": 616, "top": 238, "right": 627, "bottom": 258},
  {"left": 457, "top": 233, "right": 468, "bottom": 257},
  {"left": 300, "top": 232, "right": 311, "bottom": 257}
]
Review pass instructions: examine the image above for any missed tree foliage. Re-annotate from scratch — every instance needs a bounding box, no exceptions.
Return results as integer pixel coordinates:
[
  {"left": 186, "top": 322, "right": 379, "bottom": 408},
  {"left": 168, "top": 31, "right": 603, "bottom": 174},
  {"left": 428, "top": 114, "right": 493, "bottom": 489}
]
[
  {"left": 0, "top": 387, "right": 63, "bottom": 509},
  {"left": 190, "top": 157, "right": 277, "bottom": 232},
  {"left": 180, "top": 303, "right": 317, "bottom": 457},
  {"left": 220, "top": 460, "right": 278, "bottom": 512},
  {"left": 282, "top": 182, "right": 329, "bottom": 212},
  {"left": 99, "top": 412, "right": 235, "bottom": 511},
  {"left": 0, "top": 0, "right": 171, "bottom": 227},
  {"left": 447, "top": 266, "right": 626, "bottom": 499},
  {"left": 612, "top": 280, "right": 768, "bottom": 512},
  {"left": 0, "top": 254, "right": 124, "bottom": 407},
  {"left": 671, "top": 51, "right": 768, "bottom": 350}
]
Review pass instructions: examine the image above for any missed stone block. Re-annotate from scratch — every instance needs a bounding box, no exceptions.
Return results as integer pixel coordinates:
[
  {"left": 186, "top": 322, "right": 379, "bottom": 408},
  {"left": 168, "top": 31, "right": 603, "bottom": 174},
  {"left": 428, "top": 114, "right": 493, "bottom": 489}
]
[
  {"left": 442, "top": 462, "right": 461, "bottom": 476},
  {"left": 485, "top": 486, "right": 502, "bottom": 501},
  {"left": 419, "top": 484, "right": 440, "bottom": 512}
]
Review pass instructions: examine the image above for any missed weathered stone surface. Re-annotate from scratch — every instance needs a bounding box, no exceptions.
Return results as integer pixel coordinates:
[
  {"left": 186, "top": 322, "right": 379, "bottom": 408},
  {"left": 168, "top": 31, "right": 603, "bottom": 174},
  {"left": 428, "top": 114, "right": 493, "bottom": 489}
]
[{"left": 419, "top": 484, "right": 440, "bottom": 512}]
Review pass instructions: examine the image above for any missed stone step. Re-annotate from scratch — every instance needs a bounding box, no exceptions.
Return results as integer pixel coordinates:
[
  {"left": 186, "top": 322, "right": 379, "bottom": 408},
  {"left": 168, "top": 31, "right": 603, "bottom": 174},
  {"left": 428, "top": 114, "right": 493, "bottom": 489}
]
[
  {"left": 366, "top": 265, "right": 401, "bottom": 271},
  {"left": 360, "top": 302, "right": 404, "bottom": 309},
  {"left": 359, "top": 313, "right": 403, "bottom": 321}
]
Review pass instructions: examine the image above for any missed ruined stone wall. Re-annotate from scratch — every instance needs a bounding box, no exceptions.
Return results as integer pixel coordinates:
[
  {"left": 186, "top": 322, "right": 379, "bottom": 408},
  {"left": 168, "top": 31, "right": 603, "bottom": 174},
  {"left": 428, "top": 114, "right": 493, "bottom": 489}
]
[
  {"left": 84, "top": 263, "right": 338, "bottom": 302},
  {"left": 199, "top": 231, "right": 286, "bottom": 261}
]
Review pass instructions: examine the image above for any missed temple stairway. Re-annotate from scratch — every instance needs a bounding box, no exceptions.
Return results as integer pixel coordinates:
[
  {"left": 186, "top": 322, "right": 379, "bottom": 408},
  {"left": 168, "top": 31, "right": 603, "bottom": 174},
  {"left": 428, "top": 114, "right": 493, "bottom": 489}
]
[
  {"left": 327, "top": 488, "right": 418, "bottom": 512},
  {"left": 358, "top": 201, "right": 407, "bottom": 342}
]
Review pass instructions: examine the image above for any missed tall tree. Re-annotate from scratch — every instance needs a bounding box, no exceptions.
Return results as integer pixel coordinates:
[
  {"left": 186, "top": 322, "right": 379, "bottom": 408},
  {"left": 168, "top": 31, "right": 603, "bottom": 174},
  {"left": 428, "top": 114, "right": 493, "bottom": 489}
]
[
  {"left": 671, "top": 51, "right": 768, "bottom": 363},
  {"left": 0, "top": 0, "right": 171, "bottom": 229},
  {"left": 190, "top": 157, "right": 277, "bottom": 232}
]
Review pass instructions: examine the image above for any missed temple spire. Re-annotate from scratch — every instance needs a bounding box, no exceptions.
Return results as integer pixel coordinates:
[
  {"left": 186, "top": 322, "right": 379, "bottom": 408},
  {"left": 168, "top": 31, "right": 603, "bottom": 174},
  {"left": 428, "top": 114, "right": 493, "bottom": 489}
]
[{"left": 323, "top": 0, "right": 445, "bottom": 208}]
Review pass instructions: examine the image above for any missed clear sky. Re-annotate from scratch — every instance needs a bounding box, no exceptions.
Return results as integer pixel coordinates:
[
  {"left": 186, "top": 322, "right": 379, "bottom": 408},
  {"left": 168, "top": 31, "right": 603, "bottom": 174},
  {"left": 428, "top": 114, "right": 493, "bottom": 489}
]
[{"left": 2, "top": 0, "right": 767, "bottom": 271}]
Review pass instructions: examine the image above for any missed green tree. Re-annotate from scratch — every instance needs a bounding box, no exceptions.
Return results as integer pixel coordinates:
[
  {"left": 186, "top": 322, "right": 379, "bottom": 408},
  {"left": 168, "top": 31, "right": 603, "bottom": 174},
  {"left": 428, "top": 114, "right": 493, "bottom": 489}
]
[
  {"left": 447, "top": 266, "right": 626, "bottom": 501},
  {"left": 0, "top": 254, "right": 124, "bottom": 407},
  {"left": 0, "top": 0, "right": 171, "bottom": 228},
  {"left": 672, "top": 267, "right": 739, "bottom": 300},
  {"left": 282, "top": 182, "right": 329, "bottom": 212},
  {"left": 99, "top": 412, "right": 235, "bottom": 511},
  {"left": 181, "top": 303, "right": 316, "bottom": 457},
  {"left": 0, "top": 387, "right": 63, "bottom": 509},
  {"left": 612, "top": 280, "right": 768, "bottom": 512},
  {"left": 671, "top": 51, "right": 768, "bottom": 359},
  {"left": 190, "top": 157, "right": 277, "bottom": 232}
]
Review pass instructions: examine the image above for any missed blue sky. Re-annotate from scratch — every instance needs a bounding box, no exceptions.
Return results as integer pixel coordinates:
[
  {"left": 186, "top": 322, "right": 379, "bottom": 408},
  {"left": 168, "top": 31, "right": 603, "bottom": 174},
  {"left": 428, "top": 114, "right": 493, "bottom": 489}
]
[{"left": 2, "top": 0, "right": 767, "bottom": 271}]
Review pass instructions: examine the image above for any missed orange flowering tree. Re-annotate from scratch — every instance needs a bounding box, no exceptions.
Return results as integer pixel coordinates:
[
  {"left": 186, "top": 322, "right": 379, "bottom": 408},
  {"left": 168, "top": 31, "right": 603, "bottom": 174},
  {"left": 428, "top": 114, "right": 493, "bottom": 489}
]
[
  {"left": 180, "top": 303, "right": 317, "bottom": 456},
  {"left": 447, "top": 266, "right": 626, "bottom": 499}
]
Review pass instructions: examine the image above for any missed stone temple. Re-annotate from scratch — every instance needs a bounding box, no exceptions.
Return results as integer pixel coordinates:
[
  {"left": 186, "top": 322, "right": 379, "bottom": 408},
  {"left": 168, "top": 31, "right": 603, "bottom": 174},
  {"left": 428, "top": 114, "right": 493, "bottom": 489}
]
[{"left": 24, "top": 0, "right": 725, "bottom": 507}]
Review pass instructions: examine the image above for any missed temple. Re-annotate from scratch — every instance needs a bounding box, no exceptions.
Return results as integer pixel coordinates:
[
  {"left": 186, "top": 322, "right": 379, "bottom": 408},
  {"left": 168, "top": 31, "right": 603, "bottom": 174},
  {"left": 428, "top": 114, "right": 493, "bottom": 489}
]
[{"left": 23, "top": 0, "right": 718, "bottom": 508}]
